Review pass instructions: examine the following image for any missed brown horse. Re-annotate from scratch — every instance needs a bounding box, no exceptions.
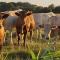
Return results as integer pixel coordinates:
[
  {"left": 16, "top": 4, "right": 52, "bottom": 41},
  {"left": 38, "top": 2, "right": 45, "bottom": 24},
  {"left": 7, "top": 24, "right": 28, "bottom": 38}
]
[
  {"left": 0, "top": 13, "right": 9, "bottom": 50},
  {"left": 0, "top": 20, "right": 5, "bottom": 50},
  {"left": 15, "top": 10, "right": 35, "bottom": 46}
]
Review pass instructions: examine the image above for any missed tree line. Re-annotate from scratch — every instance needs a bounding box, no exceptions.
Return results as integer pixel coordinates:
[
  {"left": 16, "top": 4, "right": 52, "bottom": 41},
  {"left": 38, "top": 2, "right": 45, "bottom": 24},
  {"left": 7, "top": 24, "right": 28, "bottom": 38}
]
[{"left": 0, "top": 2, "right": 60, "bottom": 13}]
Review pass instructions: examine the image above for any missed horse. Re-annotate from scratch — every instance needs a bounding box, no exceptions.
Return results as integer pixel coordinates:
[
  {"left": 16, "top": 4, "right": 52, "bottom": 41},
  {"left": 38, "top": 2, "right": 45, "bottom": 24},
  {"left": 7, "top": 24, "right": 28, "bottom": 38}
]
[
  {"left": 0, "top": 12, "right": 9, "bottom": 50},
  {"left": 15, "top": 10, "right": 35, "bottom": 46},
  {"left": 2, "top": 12, "right": 18, "bottom": 45}
]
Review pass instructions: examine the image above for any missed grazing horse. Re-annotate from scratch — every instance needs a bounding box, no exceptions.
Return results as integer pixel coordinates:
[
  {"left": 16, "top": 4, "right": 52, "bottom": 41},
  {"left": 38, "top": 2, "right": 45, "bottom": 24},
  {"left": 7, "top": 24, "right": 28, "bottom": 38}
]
[
  {"left": 0, "top": 13, "right": 9, "bottom": 50},
  {"left": 15, "top": 10, "right": 35, "bottom": 46}
]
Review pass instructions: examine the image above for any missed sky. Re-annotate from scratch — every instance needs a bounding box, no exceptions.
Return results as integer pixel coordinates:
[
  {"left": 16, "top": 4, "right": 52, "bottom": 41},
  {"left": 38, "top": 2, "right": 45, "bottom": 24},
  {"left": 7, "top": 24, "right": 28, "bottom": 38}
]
[{"left": 0, "top": 0, "right": 60, "bottom": 7}]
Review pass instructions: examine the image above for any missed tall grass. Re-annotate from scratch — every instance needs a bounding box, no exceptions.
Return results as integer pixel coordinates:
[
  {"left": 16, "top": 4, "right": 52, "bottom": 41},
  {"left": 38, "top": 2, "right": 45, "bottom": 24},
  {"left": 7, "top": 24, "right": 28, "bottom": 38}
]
[{"left": 0, "top": 30, "right": 60, "bottom": 60}]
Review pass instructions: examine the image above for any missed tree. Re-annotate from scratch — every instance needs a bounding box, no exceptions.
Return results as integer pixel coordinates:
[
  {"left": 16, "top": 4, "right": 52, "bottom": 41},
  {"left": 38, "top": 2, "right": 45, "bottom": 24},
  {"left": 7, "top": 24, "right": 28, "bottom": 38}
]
[
  {"left": 33, "top": 6, "right": 43, "bottom": 13},
  {"left": 0, "top": 2, "right": 60, "bottom": 13},
  {"left": 42, "top": 7, "right": 49, "bottom": 13},
  {"left": 54, "top": 6, "right": 60, "bottom": 13},
  {"left": 0, "top": 2, "right": 8, "bottom": 12},
  {"left": 48, "top": 4, "right": 55, "bottom": 12}
]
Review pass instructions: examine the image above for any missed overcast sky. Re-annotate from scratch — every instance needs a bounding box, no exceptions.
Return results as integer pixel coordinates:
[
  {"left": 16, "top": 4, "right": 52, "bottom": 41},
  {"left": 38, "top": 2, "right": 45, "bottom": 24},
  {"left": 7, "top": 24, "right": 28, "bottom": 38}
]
[{"left": 0, "top": 0, "right": 60, "bottom": 7}]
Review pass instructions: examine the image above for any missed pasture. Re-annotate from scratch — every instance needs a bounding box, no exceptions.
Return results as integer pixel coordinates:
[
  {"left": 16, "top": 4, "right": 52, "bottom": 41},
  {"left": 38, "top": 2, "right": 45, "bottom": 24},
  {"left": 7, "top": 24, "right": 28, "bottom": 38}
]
[
  {"left": 0, "top": 12, "right": 60, "bottom": 60},
  {"left": 0, "top": 29, "right": 60, "bottom": 60}
]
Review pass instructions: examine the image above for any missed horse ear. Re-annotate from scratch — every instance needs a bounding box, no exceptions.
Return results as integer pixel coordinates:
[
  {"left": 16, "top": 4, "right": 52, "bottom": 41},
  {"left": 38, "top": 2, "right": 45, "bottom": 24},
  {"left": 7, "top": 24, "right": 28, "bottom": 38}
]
[
  {"left": 26, "top": 13, "right": 32, "bottom": 16},
  {"left": 26, "top": 11, "right": 32, "bottom": 16},
  {"left": 15, "top": 12, "right": 20, "bottom": 16},
  {"left": 2, "top": 14, "right": 9, "bottom": 19}
]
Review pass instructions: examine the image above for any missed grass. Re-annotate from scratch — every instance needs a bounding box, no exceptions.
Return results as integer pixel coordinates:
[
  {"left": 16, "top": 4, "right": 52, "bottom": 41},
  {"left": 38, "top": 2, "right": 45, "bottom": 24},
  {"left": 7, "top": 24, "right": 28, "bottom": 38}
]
[{"left": 0, "top": 30, "right": 60, "bottom": 60}]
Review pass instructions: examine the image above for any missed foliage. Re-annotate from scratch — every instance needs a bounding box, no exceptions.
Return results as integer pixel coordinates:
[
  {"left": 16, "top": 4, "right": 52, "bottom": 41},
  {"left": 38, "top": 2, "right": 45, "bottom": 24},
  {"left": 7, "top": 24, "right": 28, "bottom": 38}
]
[
  {"left": 0, "top": 2, "right": 60, "bottom": 13},
  {"left": 38, "top": 48, "right": 54, "bottom": 60}
]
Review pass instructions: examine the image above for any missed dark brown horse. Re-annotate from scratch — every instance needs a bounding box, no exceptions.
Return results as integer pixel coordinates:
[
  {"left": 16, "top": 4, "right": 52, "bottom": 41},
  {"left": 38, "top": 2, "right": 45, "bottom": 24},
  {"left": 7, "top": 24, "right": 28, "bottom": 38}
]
[{"left": 15, "top": 10, "right": 35, "bottom": 46}]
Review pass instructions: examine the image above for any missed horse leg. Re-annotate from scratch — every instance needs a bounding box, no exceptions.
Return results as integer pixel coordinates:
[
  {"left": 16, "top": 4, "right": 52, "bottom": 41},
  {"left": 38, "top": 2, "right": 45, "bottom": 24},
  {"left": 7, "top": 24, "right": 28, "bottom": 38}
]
[
  {"left": 30, "top": 30, "right": 33, "bottom": 42},
  {"left": 36, "top": 29, "right": 39, "bottom": 40},
  {"left": 0, "top": 45, "right": 2, "bottom": 51},
  {"left": 3, "top": 32, "right": 6, "bottom": 44},
  {"left": 0, "top": 39, "right": 3, "bottom": 51},
  {"left": 11, "top": 32, "right": 13, "bottom": 45},
  {"left": 17, "top": 34, "right": 20, "bottom": 45},
  {"left": 48, "top": 30, "right": 51, "bottom": 40},
  {"left": 23, "top": 30, "right": 27, "bottom": 47}
]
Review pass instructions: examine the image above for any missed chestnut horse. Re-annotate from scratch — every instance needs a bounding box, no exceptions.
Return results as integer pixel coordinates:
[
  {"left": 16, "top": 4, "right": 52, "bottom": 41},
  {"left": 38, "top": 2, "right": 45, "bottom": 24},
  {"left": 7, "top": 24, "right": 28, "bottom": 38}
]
[
  {"left": 0, "top": 13, "right": 9, "bottom": 50},
  {"left": 15, "top": 11, "right": 35, "bottom": 46}
]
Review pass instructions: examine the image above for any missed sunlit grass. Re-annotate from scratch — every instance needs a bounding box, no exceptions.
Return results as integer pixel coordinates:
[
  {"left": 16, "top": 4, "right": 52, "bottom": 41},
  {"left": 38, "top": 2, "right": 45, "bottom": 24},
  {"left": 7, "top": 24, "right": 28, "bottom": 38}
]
[{"left": 0, "top": 30, "right": 60, "bottom": 60}]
